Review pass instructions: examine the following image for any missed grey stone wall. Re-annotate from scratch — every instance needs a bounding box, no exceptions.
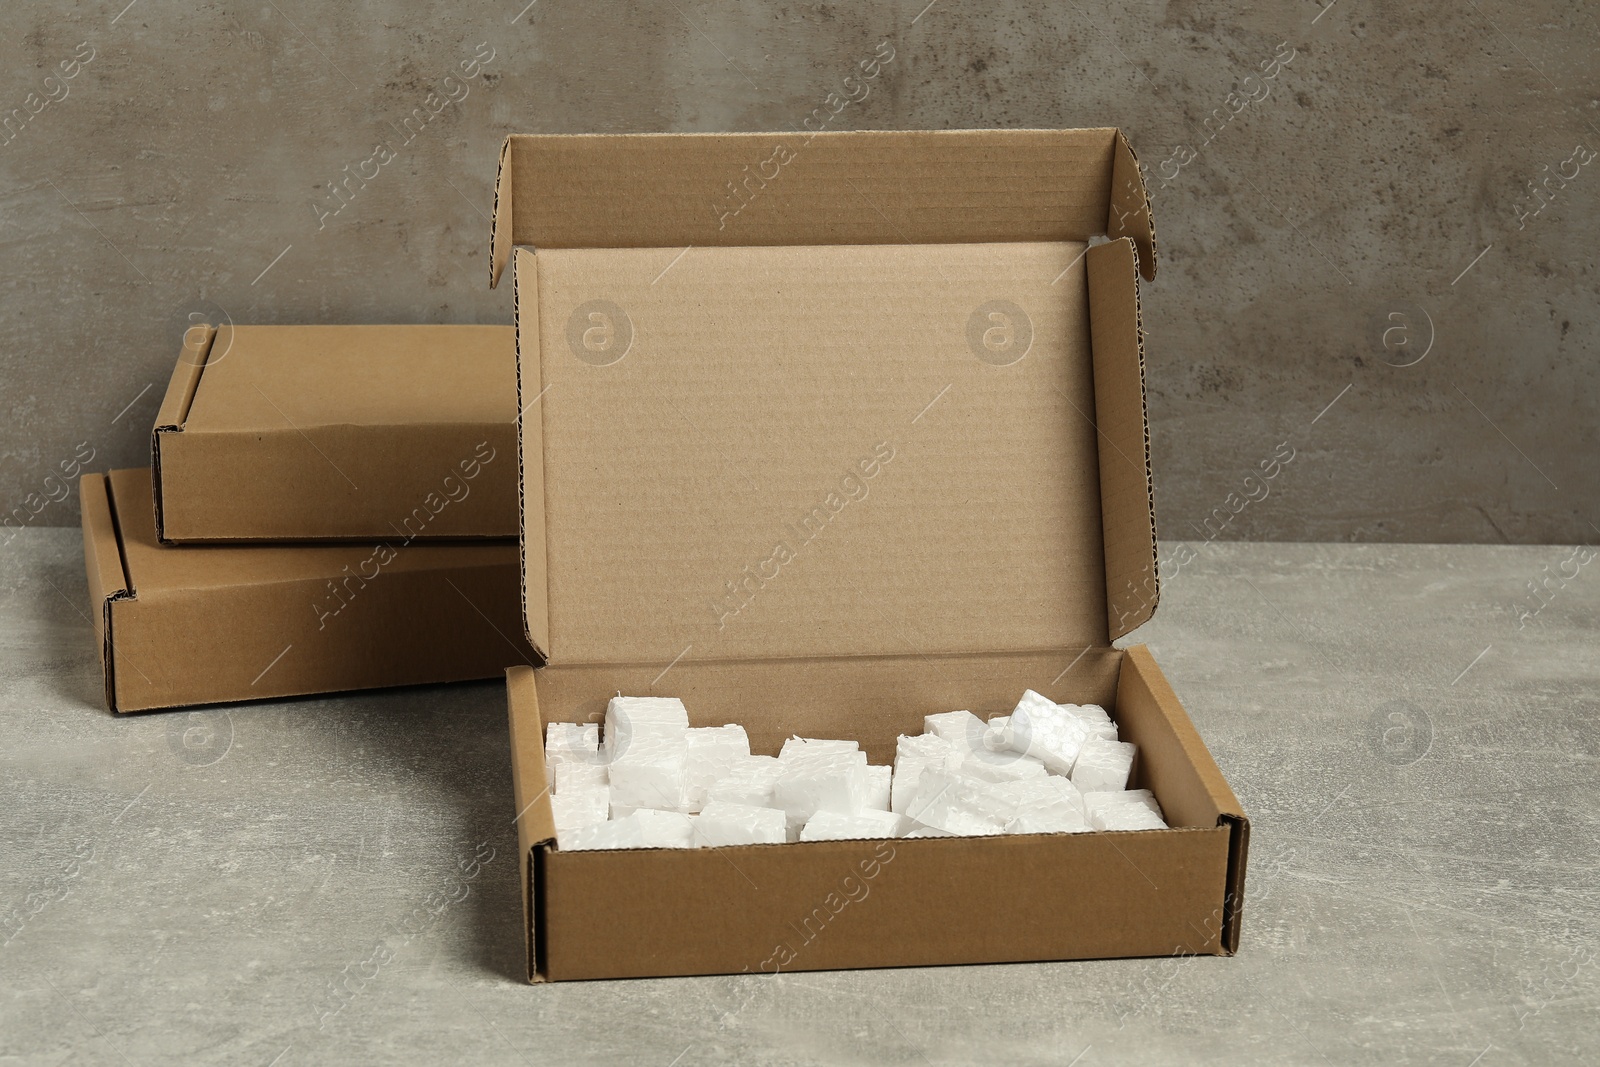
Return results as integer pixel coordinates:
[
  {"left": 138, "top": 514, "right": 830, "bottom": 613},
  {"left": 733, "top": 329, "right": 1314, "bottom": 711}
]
[{"left": 2, "top": 1, "right": 1594, "bottom": 543}]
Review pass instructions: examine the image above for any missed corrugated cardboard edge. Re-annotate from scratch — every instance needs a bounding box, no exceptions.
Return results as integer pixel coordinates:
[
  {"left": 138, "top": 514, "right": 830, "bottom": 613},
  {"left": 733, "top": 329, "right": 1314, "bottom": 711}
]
[
  {"left": 506, "top": 665, "right": 555, "bottom": 982},
  {"left": 78, "top": 473, "right": 133, "bottom": 713},
  {"left": 1088, "top": 239, "right": 1158, "bottom": 640},
  {"left": 490, "top": 138, "right": 514, "bottom": 290},
  {"left": 512, "top": 248, "right": 551, "bottom": 659},
  {"left": 1110, "top": 131, "right": 1158, "bottom": 282},
  {"left": 1119, "top": 645, "right": 1248, "bottom": 954},
  {"left": 151, "top": 325, "right": 218, "bottom": 543}
]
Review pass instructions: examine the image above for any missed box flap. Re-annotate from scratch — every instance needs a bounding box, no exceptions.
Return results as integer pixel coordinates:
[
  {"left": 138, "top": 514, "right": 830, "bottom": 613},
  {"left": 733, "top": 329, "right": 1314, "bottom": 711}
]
[
  {"left": 1109, "top": 131, "right": 1158, "bottom": 282},
  {"left": 512, "top": 253, "right": 551, "bottom": 660},
  {"left": 1088, "top": 239, "right": 1158, "bottom": 639},
  {"left": 528, "top": 240, "right": 1113, "bottom": 666},
  {"left": 489, "top": 128, "right": 1157, "bottom": 287},
  {"left": 153, "top": 325, "right": 216, "bottom": 431}
]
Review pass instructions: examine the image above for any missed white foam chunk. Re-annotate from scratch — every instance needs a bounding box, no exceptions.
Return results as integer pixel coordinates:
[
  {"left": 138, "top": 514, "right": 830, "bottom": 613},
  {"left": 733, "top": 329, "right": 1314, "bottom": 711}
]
[
  {"left": 683, "top": 724, "right": 751, "bottom": 812},
  {"left": 989, "top": 775, "right": 1087, "bottom": 834},
  {"left": 904, "top": 769, "right": 1010, "bottom": 836},
  {"left": 692, "top": 801, "right": 787, "bottom": 846},
  {"left": 608, "top": 733, "right": 689, "bottom": 811},
  {"left": 902, "top": 825, "right": 957, "bottom": 838},
  {"left": 551, "top": 790, "right": 610, "bottom": 841},
  {"left": 994, "top": 690, "right": 1089, "bottom": 775},
  {"left": 1072, "top": 739, "right": 1135, "bottom": 794},
  {"left": 1067, "top": 702, "right": 1118, "bottom": 742},
  {"left": 800, "top": 809, "right": 906, "bottom": 841},
  {"left": 923, "top": 709, "right": 987, "bottom": 755},
  {"left": 779, "top": 737, "right": 859, "bottom": 760},
  {"left": 864, "top": 764, "right": 891, "bottom": 811},
  {"left": 772, "top": 747, "right": 869, "bottom": 829},
  {"left": 1006, "top": 808, "right": 1090, "bottom": 834},
  {"left": 1084, "top": 789, "right": 1167, "bottom": 830},
  {"left": 563, "top": 808, "right": 698, "bottom": 850},
  {"left": 892, "top": 733, "right": 960, "bottom": 814},
  {"left": 960, "top": 748, "right": 1049, "bottom": 783},
  {"left": 554, "top": 760, "right": 609, "bottom": 794},
  {"left": 544, "top": 721, "right": 601, "bottom": 789},
  {"left": 604, "top": 696, "right": 689, "bottom": 759},
  {"left": 705, "top": 754, "right": 783, "bottom": 807},
  {"left": 605, "top": 696, "right": 689, "bottom": 812}
]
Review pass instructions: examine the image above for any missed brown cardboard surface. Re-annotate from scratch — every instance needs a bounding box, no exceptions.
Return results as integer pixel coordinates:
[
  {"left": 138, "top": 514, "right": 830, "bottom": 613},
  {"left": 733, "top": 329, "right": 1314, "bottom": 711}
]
[
  {"left": 505, "top": 665, "right": 552, "bottom": 979},
  {"left": 152, "top": 324, "right": 518, "bottom": 542},
  {"left": 506, "top": 646, "right": 1241, "bottom": 981},
  {"left": 490, "top": 129, "right": 1158, "bottom": 287},
  {"left": 541, "top": 827, "right": 1230, "bottom": 981},
  {"left": 527, "top": 240, "right": 1108, "bottom": 666},
  {"left": 82, "top": 469, "right": 537, "bottom": 712},
  {"left": 511, "top": 258, "right": 550, "bottom": 659},
  {"left": 1088, "top": 239, "right": 1159, "bottom": 638}
]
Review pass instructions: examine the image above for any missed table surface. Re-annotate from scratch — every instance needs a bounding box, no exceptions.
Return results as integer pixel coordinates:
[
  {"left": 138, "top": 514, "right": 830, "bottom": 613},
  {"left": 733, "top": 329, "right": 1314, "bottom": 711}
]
[{"left": 3, "top": 530, "right": 1596, "bottom": 1066}]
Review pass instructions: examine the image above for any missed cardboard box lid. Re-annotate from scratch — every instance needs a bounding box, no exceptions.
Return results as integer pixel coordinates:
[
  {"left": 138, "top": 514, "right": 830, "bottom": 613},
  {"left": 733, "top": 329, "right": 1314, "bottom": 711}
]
[
  {"left": 160, "top": 323, "right": 515, "bottom": 432},
  {"left": 492, "top": 129, "right": 1159, "bottom": 668},
  {"left": 150, "top": 324, "right": 518, "bottom": 542}
]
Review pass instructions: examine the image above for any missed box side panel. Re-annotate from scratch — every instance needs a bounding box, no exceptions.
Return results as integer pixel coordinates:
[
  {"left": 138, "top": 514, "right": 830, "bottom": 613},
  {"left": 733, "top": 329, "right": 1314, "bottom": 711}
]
[
  {"left": 155, "top": 425, "right": 516, "bottom": 541},
  {"left": 152, "top": 326, "right": 217, "bottom": 541},
  {"left": 1117, "top": 644, "right": 1249, "bottom": 952},
  {"left": 1087, "top": 239, "right": 1158, "bottom": 640},
  {"left": 540, "top": 827, "right": 1231, "bottom": 980},
  {"left": 1117, "top": 645, "right": 1243, "bottom": 823},
  {"left": 506, "top": 666, "right": 554, "bottom": 981},
  {"left": 78, "top": 473, "right": 130, "bottom": 711},
  {"left": 535, "top": 649, "right": 1122, "bottom": 766},
  {"left": 503, "top": 129, "right": 1121, "bottom": 252},
  {"left": 105, "top": 554, "right": 534, "bottom": 712},
  {"left": 513, "top": 249, "right": 550, "bottom": 658}
]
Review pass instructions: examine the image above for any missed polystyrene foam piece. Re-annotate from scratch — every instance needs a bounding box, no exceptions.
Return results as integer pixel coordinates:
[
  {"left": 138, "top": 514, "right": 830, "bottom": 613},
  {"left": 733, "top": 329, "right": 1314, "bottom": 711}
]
[
  {"left": 799, "top": 809, "right": 907, "bottom": 841},
  {"left": 683, "top": 724, "right": 751, "bottom": 812},
  {"left": 544, "top": 721, "right": 601, "bottom": 789},
  {"left": 554, "top": 761, "right": 610, "bottom": 794},
  {"left": 995, "top": 690, "right": 1089, "bottom": 775},
  {"left": 1072, "top": 739, "right": 1135, "bottom": 794},
  {"left": 692, "top": 801, "right": 787, "bottom": 846}
]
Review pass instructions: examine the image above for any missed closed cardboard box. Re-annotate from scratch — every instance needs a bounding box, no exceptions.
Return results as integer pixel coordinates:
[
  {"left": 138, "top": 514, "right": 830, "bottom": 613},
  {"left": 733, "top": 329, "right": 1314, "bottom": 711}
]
[
  {"left": 152, "top": 323, "right": 517, "bottom": 542},
  {"left": 489, "top": 128, "right": 1248, "bottom": 980},
  {"left": 81, "top": 468, "right": 536, "bottom": 712}
]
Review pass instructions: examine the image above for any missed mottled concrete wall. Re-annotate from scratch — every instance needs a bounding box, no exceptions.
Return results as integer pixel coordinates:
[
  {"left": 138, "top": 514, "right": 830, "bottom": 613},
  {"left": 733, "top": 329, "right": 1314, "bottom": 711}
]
[{"left": 1, "top": 1, "right": 1594, "bottom": 543}]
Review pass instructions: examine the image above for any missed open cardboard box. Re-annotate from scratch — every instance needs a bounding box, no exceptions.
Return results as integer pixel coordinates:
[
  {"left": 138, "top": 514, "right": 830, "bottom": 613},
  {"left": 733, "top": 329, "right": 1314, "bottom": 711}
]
[
  {"left": 81, "top": 468, "right": 536, "bottom": 712},
  {"left": 491, "top": 129, "right": 1248, "bottom": 980},
  {"left": 152, "top": 323, "right": 517, "bottom": 542}
]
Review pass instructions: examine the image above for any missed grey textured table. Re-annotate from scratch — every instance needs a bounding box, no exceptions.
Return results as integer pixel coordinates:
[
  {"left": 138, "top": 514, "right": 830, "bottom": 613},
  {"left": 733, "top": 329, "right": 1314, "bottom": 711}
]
[{"left": 3, "top": 530, "right": 1597, "bottom": 1066}]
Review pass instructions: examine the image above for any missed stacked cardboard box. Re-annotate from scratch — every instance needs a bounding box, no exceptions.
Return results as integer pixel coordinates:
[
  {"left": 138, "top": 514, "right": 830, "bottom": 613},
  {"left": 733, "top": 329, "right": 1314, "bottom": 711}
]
[{"left": 80, "top": 323, "right": 536, "bottom": 712}]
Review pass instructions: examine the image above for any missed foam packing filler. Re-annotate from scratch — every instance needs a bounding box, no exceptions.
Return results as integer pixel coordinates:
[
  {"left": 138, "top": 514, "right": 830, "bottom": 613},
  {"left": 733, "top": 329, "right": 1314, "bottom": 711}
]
[{"left": 543, "top": 691, "right": 1167, "bottom": 850}]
